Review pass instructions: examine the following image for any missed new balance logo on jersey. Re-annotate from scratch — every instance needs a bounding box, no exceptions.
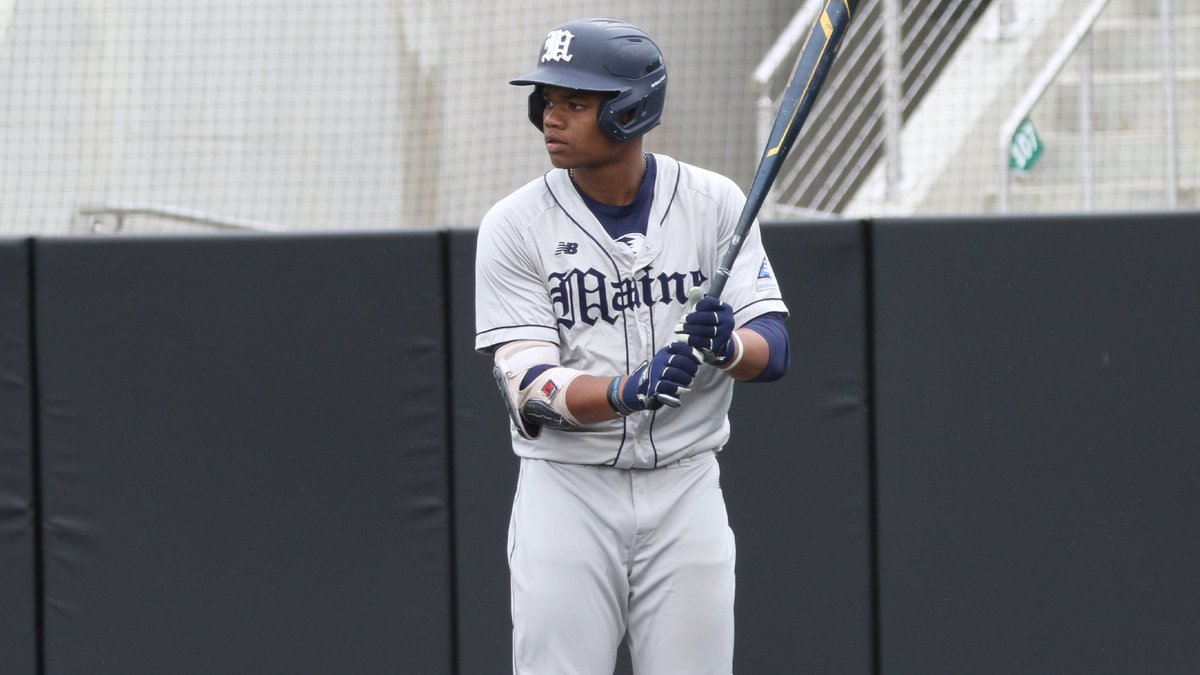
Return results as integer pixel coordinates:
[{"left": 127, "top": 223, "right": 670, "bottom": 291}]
[
  {"left": 548, "top": 267, "right": 708, "bottom": 329},
  {"left": 541, "top": 30, "right": 575, "bottom": 63},
  {"left": 555, "top": 242, "right": 579, "bottom": 255}
]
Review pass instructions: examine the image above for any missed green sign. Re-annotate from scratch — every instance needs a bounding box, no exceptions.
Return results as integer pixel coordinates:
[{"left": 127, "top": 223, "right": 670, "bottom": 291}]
[{"left": 1009, "top": 118, "right": 1044, "bottom": 174}]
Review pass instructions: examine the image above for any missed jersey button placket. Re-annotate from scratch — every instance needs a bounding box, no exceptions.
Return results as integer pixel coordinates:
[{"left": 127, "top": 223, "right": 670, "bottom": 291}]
[{"left": 630, "top": 266, "right": 655, "bottom": 464}]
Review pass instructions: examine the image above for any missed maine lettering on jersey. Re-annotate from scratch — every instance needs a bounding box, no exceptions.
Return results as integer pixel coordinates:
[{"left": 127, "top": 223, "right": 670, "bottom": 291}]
[{"left": 548, "top": 267, "right": 708, "bottom": 329}]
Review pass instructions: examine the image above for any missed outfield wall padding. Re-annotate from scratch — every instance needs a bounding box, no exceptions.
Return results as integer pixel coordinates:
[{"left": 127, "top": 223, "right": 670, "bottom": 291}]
[
  {"left": 871, "top": 213, "right": 1200, "bottom": 674},
  {"left": 0, "top": 239, "right": 36, "bottom": 675},
  {"left": 33, "top": 234, "right": 453, "bottom": 675},
  {"left": 0, "top": 213, "right": 1194, "bottom": 673}
]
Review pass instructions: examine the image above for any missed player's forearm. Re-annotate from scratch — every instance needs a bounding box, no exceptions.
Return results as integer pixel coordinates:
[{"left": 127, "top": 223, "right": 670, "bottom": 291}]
[
  {"left": 565, "top": 374, "right": 625, "bottom": 424},
  {"left": 722, "top": 328, "right": 769, "bottom": 381},
  {"left": 566, "top": 329, "right": 777, "bottom": 419},
  {"left": 566, "top": 330, "right": 775, "bottom": 413}
]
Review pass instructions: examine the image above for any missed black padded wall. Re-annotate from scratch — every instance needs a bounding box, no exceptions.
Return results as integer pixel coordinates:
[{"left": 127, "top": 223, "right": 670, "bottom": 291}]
[
  {"left": 721, "top": 221, "right": 874, "bottom": 673},
  {"left": 0, "top": 239, "right": 36, "bottom": 675},
  {"left": 33, "top": 234, "right": 453, "bottom": 675},
  {"left": 447, "top": 228, "right": 521, "bottom": 675},
  {"left": 871, "top": 214, "right": 1200, "bottom": 674},
  {"left": 6, "top": 213, "right": 1197, "bottom": 674}
]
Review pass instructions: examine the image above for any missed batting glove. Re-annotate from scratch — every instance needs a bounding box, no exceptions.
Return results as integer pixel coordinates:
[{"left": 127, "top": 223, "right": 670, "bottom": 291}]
[
  {"left": 676, "top": 288, "right": 736, "bottom": 366},
  {"left": 616, "top": 342, "right": 700, "bottom": 411}
]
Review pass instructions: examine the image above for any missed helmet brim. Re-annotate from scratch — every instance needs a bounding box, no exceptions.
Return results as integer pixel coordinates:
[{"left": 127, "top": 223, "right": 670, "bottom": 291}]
[{"left": 510, "top": 65, "right": 625, "bottom": 94}]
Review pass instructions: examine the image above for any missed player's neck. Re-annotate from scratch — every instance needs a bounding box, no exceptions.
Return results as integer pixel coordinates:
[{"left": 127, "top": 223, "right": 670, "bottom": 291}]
[{"left": 568, "top": 151, "right": 649, "bottom": 207}]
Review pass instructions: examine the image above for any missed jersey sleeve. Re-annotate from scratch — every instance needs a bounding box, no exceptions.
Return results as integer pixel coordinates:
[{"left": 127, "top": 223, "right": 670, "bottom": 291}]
[
  {"left": 475, "top": 207, "right": 560, "bottom": 353},
  {"left": 713, "top": 180, "right": 789, "bottom": 326}
]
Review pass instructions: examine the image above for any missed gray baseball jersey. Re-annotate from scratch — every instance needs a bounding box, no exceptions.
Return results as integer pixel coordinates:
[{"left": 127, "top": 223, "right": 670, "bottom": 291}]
[{"left": 476, "top": 153, "right": 787, "bottom": 468}]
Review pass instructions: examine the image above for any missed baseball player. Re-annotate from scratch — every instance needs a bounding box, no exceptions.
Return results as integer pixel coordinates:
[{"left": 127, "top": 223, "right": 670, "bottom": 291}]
[{"left": 476, "top": 18, "right": 790, "bottom": 675}]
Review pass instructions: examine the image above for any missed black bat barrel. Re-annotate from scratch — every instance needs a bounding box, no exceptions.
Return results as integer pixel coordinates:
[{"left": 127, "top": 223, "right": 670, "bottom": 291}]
[{"left": 709, "top": 0, "right": 858, "bottom": 300}]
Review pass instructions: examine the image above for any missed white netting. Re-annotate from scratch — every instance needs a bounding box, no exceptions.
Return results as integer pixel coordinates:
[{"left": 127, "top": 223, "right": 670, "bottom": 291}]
[
  {"left": 841, "top": 0, "right": 1199, "bottom": 217},
  {"left": 0, "top": 0, "right": 1195, "bottom": 235}
]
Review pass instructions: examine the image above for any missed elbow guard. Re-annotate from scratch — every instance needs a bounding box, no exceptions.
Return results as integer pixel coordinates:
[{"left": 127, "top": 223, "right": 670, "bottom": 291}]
[{"left": 493, "top": 341, "right": 583, "bottom": 440}]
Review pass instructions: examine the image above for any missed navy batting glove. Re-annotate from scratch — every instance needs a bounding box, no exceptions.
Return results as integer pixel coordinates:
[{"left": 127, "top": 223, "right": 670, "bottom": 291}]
[
  {"left": 622, "top": 342, "right": 700, "bottom": 410},
  {"left": 677, "top": 291, "right": 735, "bottom": 366}
]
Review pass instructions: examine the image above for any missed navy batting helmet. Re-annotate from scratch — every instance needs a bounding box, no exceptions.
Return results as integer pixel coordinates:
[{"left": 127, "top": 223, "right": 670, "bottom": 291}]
[{"left": 510, "top": 18, "right": 667, "bottom": 142}]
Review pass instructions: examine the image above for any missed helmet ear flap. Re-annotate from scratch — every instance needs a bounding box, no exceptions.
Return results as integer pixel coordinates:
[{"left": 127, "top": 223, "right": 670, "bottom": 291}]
[
  {"left": 527, "top": 87, "right": 546, "bottom": 131},
  {"left": 601, "top": 87, "right": 665, "bottom": 141}
]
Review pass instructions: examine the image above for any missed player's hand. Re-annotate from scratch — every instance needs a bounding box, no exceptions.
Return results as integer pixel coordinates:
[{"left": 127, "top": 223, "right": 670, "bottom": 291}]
[
  {"left": 676, "top": 287, "right": 735, "bottom": 366},
  {"left": 623, "top": 342, "right": 700, "bottom": 410}
]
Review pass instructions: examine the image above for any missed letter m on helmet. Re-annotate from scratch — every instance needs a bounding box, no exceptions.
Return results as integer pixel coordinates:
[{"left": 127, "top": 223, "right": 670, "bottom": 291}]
[{"left": 541, "top": 30, "right": 575, "bottom": 63}]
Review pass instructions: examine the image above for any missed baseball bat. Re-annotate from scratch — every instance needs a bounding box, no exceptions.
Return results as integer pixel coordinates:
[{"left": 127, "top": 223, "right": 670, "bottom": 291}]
[
  {"left": 707, "top": 0, "right": 859, "bottom": 301},
  {"left": 657, "top": 0, "right": 857, "bottom": 408}
]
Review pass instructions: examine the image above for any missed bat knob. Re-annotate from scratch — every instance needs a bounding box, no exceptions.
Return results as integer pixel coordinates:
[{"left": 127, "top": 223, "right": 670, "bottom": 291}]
[{"left": 654, "top": 393, "right": 681, "bottom": 408}]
